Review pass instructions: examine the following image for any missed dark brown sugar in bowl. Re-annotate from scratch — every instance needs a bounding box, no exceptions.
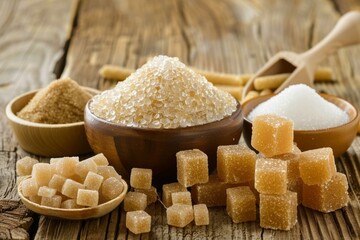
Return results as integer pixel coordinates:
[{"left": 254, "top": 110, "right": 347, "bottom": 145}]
[
  {"left": 89, "top": 55, "right": 238, "bottom": 129},
  {"left": 17, "top": 78, "right": 92, "bottom": 124}
]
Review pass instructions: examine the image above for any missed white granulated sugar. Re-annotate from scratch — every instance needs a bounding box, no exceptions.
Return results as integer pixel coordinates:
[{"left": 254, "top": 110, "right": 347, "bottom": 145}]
[
  {"left": 248, "top": 84, "right": 349, "bottom": 130},
  {"left": 90, "top": 55, "right": 237, "bottom": 129}
]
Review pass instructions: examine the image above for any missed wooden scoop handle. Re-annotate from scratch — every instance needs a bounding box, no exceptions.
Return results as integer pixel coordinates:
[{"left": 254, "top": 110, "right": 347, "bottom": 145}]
[{"left": 301, "top": 11, "right": 360, "bottom": 67}]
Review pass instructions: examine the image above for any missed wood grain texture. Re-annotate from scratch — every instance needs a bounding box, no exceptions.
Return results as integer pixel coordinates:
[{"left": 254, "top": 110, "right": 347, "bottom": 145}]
[{"left": 1, "top": 0, "right": 360, "bottom": 239}]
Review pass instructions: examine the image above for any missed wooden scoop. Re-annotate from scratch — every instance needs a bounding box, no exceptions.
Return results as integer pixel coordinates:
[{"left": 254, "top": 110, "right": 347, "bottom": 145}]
[{"left": 242, "top": 11, "right": 360, "bottom": 99}]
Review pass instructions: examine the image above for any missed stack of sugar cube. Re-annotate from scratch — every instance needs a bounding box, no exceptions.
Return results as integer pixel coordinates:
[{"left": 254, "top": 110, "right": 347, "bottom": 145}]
[
  {"left": 124, "top": 168, "right": 156, "bottom": 234},
  {"left": 251, "top": 114, "right": 349, "bottom": 230},
  {"left": 17, "top": 153, "right": 124, "bottom": 209}
]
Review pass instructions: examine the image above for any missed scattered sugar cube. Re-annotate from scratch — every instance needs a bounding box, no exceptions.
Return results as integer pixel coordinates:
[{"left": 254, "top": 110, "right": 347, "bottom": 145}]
[
  {"left": 217, "top": 144, "right": 256, "bottom": 183},
  {"left": 21, "top": 178, "right": 39, "bottom": 197},
  {"left": 61, "top": 179, "right": 85, "bottom": 199},
  {"left": 61, "top": 199, "right": 80, "bottom": 209},
  {"left": 162, "top": 182, "right": 187, "bottom": 207},
  {"left": 299, "top": 148, "right": 336, "bottom": 185},
  {"left": 171, "top": 191, "right": 192, "bottom": 205},
  {"left": 38, "top": 186, "right": 57, "bottom": 198},
  {"left": 29, "top": 195, "right": 42, "bottom": 205},
  {"left": 97, "top": 166, "right": 122, "bottom": 181},
  {"left": 193, "top": 204, "right": 209, "bottom": 226},
  {"left": 226, "top": 186, "right": 256, "bottom": 223},
  {"left": 260, "top": 191, "right": 297, "bottom": 231},
  {"left": 84, "top": 171, "right": 104, "bottom": 191},
  {"left": 255, "top": 158, "right": 287, "bottom": 195},
  {"left": 191, "top": 175, "right": 239, "bottom": 207},
  {"left": 166, "top": 204, "right": 194, "bottom": 228},
  {"left": 302, "top": 172, "right": 349, "bottom": 212},
  {"left": 134, "top": 186, "right": 158, "bottom": 205},
  {"left": 126, "top": 210, "right": 151, "bottom": 234},
  {"left": 251, "top": 114, "right": 294, "bottom": 157},
  {"left": 32, "top": 163, "right": 52, "bottom": 186},
  {"left": 77, "top": 189, "right": 99, "bottom": 207},
  {"left": 130, "top": 168, "right": 152, "bottom": 190},
  {"left": 176, "top": 149, "right": 209, "bottom": 187},
  {"left": 124, "top": 192, "right": 147, "bottom": 212},
  {"left": 16, "top": 156, "right": 39, "bottom": 176},
  {"left": 41, "top": 195, "right": 62, "bottom": 208},
  {"left": 48, "top": 174, "right": 66, "bottom": 193},
  {"left": 75, "top": 159, "right": 98, "bottom": 179},
  {"left": 55, "top": 157, "right": 79, "bottom": 178},
  {"left": 101, "top": 177, "right": 124, "bottom": 201},
  {"left": 87, "top": 153, "right": 109, "bottom": 166}
]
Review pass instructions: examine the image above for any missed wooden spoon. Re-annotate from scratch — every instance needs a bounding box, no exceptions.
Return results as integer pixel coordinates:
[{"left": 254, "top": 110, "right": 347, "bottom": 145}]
[
  {"left": 18, "top": 175, "right": 128, "bottom": 220},
  {"left": 242, "top": 11, "right": 360, "bottom": 99}
]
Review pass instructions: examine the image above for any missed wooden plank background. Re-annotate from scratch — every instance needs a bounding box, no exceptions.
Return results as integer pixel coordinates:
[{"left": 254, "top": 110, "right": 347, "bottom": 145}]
[{"left": 1, "top": 0, "right": 360, "bottom": 239}]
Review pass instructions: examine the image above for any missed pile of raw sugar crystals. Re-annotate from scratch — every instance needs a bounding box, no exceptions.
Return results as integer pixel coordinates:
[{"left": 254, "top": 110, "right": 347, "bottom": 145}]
[
  {"left": 90, "top": 55, "right": 237, "bottom": 129},
  {"left": 248, "top": 84, "right": 349, "bottom": 130}
]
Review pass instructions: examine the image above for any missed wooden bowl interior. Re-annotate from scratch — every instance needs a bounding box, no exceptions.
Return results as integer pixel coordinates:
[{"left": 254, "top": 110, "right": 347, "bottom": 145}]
[
  {"left": 18, "top": 176, "right": 128, "bottom": 220},
  {"left": 6, "top": 87, "right": 99, "bottom": 157},
  {"left": 242, "top": 94, "right": 360, "bottom": 157},
  {"left": 85, "top": 102, "right": 243, "bottom": 185}
]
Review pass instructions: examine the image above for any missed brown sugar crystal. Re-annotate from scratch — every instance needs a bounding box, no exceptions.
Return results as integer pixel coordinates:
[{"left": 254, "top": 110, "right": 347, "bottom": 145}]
[
  {"left": 17, "top": 78, "right": 92, "bottom": 124},
  {"left": 226, "top": 186, "right": 256, "bottom": 223}
]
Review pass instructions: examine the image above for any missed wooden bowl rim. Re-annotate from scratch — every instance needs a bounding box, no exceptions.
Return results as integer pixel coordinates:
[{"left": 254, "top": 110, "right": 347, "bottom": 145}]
[
  {"left": 6, "top": 87, "right": 100, "bottom": 128},
  {"left": 85, "top": 100, "right": 242, "bottom": 132},
  {"left": 18, "top": 175, "right": 128, "bottom": 220},
  {"left": 242, "top": 93, "right": 360, "bottom": 133}
]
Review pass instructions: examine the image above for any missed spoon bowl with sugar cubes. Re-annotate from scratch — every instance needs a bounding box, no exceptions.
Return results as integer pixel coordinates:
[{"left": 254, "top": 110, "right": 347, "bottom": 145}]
[{"left": 242, "top": 85, "right": 360, "bottom": 157}]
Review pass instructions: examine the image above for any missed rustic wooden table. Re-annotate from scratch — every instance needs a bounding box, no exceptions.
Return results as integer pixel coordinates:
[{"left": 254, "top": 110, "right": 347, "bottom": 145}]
[{"left": 1, "top": 0, "right": 360, "bottom": 239}]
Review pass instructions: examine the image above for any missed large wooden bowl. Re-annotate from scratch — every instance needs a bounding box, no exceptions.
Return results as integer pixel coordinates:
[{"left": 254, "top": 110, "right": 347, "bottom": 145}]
[
  {"left": 18, "top": 176, "right": 128, "bottom": 220},
  {"left": 84, "top": 102, "right": 243, "bottom": 185},
  {"left": 242, "top": 94, "right": 360, "bottom": 157},
  {"left": 6, "top": 87, "right": 99, "bottom": 157}
]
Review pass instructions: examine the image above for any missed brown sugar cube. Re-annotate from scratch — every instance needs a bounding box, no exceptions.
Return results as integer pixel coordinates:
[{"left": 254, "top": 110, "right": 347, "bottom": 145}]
[
  {"left": 134, "top": 186, "right": 158, "bottom": 205},
  {"left": 226, "top": 186, "right": 256, "bottom": 223},
  {"left": 88, "top": 153, "right": 109, "bottom": 166},
  {"left": 61, "top": 179, "right": 85, "bottom": 199},
  {"left": 260, "top": 191, "right": 297, "bottom": 231},
  {"left": 41, "top": 195, "right": 62, "bottom": 208},
  {"left": 101, "top": 177, "right": 124, "bottom": 201},
  {"left": 130, "top": 168, "right": 152, "bottom": 190},
  {"left": 193, "top": 204, "right": 209, "bottom": 226},
  {"left": 166, "top": 204, "right": 194, "bottom": 228},
  {"left": 38, "top": 186, "right": 57, "bottom": 198},
  {"left": 217, "top": 144, "right": 256, "bottom": 183},
  {"left": 16, "top": 156, "right": 39, "bottom": 176},
  {"left": 299, "top": 148, "right": 336, "bottom": 185},
  {"left": 302, "top": 172, "right": 349, "bottom": 213},
  {"left": 61, "top": 199, "right": 80, "bottom": 209},
  {"left": 124, "top": 192, "right": 147, "bottom": 212},
  {"left": 171, "top": 191, "right": 192, "bottom": 205},
  {"left": 97, "top": 166, "right": 122, "bottom": 181},
  {"left": 191, "top": 175, "right": 239, "bottom": 207},
  {"left": 162, "top": 182, "right": 187, "bottom": 207},
  {"left": 32, "top": 163, "right": 52, "bottom": 186},
  {"left": 126, "top": 210, "right": 151, "bottom": 234},
  {"left": 29, "top": 195, "right": 42, "bottom": 205},
  {"left": 48, "top": 174, "right": 67, "bottom": 193},
  {"left": 55, "top": 157, "right": 79, "bottom": 178},
  {"left": 84, "top": 171, "right": 104, "bottom": 191},
  {"left": 75, "top": 159, "right": 98, "bottom": 179},
  {"left": 288, "top": 179, "right": 303, "bottom": 204},
  {"left": 176, "top": 149, "right": 209, "bottom": 187},
  {"left": 251, "top": 114, "right": 294, "bottom": 157},
  {"left": 255, "top": 158, "right": 287, "bottom": 195},
  {"left": 77, "top": 189, "right": 99, "bottom": 207},
  {"left": 21, "top": 178, "right": 39, "bottom": 197},
  {"left": 274, "top": 149, "right": 301, "bottom": 184}
]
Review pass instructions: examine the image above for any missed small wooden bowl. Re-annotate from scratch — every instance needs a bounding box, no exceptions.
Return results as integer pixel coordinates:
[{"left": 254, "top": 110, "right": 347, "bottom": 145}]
[
  {"left": 84, "top": 102, "right": 243, "bottom": 185},
  {"left": 242, "top": 94, "right": 360, "bottom": 157},
  {"left": 6, "top": 87, "right": 99, "bottom": 157},
  {"left": 18, "top": 176, "right": 128, "bottom": 220}
]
